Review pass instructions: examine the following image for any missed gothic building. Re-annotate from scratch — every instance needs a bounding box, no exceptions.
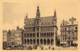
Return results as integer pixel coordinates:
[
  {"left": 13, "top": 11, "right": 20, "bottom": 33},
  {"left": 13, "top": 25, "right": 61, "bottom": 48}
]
[
  {"left": 3, "top": 6, "right": 78, "bottom": 50},
  {"left": 60, "top": 17, "right": 78, "bottom": 47},
  {"left": 23, "top": 6, "right": 58, "bottom": 49}
]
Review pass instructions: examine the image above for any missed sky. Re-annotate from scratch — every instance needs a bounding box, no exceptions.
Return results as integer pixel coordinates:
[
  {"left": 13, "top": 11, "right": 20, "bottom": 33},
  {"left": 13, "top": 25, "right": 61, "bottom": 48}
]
[{"left": 2, "top": 0, "right": 80, "bottom": 30}]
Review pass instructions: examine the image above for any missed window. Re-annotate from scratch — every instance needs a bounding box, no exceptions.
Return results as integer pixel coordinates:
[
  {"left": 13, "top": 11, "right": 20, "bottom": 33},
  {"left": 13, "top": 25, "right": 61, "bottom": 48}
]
[
  {"left": 47, "top": 39, "right": 50, "bottom": 45},
  {"left": 37, "top": 39, "right": 39, "bottom": 45},
  {"left": 33, "top": 27, "right": 35, "bottom": 31},
  {"left": 51, "top": 33, "right": 53, "bottom": 37},
  {"left": 27, "top": 39, "right": 29, "bottom": 44},
  {"left": 24, "top": 39, "right": 26, "bottom": 44},
  {"left": 27, "top": 34, "right": 29, "bottom": 37},
  {"left": 33, "top": 33, "right": 35, "bottom": 37},
  {"left": 44, "top": 39, "right": 46, "bottom": 45},
  {"left": 37, "top": 27, "right": 39, "bottom": 31},
  {"left": 65, "top": 28, "right": 67, "bottom": 31},
  {"left": 51, "top": 39, "right": 53, "bottom": 45},
  {"left": 37, "top": 33, "right": 39, "bottom": 37},
  {"left": 33, "top": 39, "right": 35, "bottom": 44},
  {"left": 37, "top": 21, "right": 39, "bottom": 24},
  {"left": 43, "top": 33, "right": 46, "bottom": 37},
  {"left": 40, "top": 39, "right": 43, "bottom": 44},
  {"left": 30, "top": 39, "right": 32, "bottom": 44},
  {"left": 30, "top": 33, "right": 32, "bottom": 37},
  {"left": 47, "top": 33, "right": 49, "bottom": 37},
  {"left": 24, "top": 34, "right": 26, "bottom": 37}
]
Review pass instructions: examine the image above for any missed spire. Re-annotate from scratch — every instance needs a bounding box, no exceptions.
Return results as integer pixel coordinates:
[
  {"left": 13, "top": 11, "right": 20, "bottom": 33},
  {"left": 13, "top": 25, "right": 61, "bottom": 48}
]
[
  {"left": 25, "top": 14, "right": 28, "bottom": 20},
  {"left": 36, "top": 6, "right": 40, "bottom": 18},
  {"left": 54, "top": 10, "right": 56, "bottom": 17},
  {"left": 26, "top": 14, "right": 28, "bottom": 19},
  {"left": 24, "top": 14, "right": 28, "bottom": 24}
]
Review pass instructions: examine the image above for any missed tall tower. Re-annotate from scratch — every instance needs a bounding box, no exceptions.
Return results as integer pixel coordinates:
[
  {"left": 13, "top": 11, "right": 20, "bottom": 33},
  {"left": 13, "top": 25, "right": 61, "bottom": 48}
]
[
  {"left": 36, "top": 6, "right": 40, "bottom": 18},
  {"left": 35, "top": 6, "right": 41, "bottom": 26},
  {"left": 52, "top": 10, "right": 57, "bottom": 26},
  {"left": 35, "top": 6, "right": 41, "bottom": 46},
  {"left": 23, "top": 14, "right": 28, "bottom": 46},
  {"left": 54, "top": 10, "right": 57, "bottom": 18},
  {"left": 53, "top": 10, "right": 58, "bottom": 47},
  {"left": 24, "top": 14, "right": 28, "bottom": 25}
]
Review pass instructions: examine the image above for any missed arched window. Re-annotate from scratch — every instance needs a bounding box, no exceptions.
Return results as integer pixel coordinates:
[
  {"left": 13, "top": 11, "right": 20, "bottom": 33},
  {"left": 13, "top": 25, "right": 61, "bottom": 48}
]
[
  {"left": 33, "top": 39, "right": 35, "bottom": 44},
  {"left": 27, "top": 39, "right": 29, "bottom": 44},
  {"left": 44, "top": 39, "right": 46, "bottom": 45},
  {"left": 37, "top": 39, "right": 39, "bottom": 45},
  {"left": 37, "top": 33, "right": 39, "bottom": 37},
  {"left": 49, "top": 32, "right": 51, "bottom": 37},
  {"left": 47, "top": 39, "right": 50, "bottom": 45},
  {"left": 24, "top": 39, "right": 26, "bottom": 44},
  {"left": 30, "top": 33, "right": 32, "bottom": 37},
  {"left": 44, "top": 33, "right": 46, "bottom": 37},
  {"left": 30, "top": 39, "right": 32, "bottom": 44},
  {"left": 33, "top": 33, "right": 35, "bottom": 37},
  {"left": 40, "top": 39, "right": 43, "bottom": 44},
  {"left": 51, "top": 39, "right": 53, "bottom": 45},
  {"left": 51, "top": 32, "right": 54, "bottom": 37}
]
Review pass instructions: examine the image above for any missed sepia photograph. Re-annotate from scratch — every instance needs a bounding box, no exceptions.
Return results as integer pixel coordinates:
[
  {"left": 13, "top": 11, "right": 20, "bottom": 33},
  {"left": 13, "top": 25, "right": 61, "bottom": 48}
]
[{"left": 1, "top": 0, "right": 80, "bottom": 52}]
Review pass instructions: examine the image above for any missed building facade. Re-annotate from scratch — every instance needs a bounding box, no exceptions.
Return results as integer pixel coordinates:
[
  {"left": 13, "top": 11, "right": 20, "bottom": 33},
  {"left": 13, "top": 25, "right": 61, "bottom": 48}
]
[
  {"left": 3, "top": 30, "right": 8, "bottom": 49},
  {"left": 3, "top": 6, "right": 78, "bottom": 50},
  {"left": 23, "top": 6, "right": 57, "bottom": 49},
  {"left": 60, "top": 17, "right": 78, "bottom": 47},
  {"left": 3, "top": 27, "right": 23, "bottom": 49}
]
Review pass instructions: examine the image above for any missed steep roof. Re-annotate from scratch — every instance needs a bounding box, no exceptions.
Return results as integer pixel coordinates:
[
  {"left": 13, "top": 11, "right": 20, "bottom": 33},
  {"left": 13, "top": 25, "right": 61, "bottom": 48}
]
[{"left": 25, "top": 16, "right": 56, "bottom": 26}]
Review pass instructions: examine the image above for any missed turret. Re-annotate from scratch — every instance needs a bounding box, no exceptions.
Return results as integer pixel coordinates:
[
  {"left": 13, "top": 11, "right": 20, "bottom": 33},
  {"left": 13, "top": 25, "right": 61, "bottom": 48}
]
[
  {"left": 24, "top": 14, "right": 28, "bottom": 24},
  {"left": 54, "top": 10, "right": 56, "bottom": 18},
  {"left": 36, "top": 6, "right": 40, "bottom": 18}
]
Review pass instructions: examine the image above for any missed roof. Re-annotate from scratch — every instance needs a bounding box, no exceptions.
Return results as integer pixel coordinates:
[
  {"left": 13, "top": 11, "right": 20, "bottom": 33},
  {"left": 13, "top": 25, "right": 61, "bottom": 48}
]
[{"left": 25, "top": 16, "right": 56, "bottom": 26}]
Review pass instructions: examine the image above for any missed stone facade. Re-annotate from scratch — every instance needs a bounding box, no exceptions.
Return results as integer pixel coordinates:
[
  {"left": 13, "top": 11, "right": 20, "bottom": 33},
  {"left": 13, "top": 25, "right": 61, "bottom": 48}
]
[
  {"left": 23, "top": 6, "right": 57, "bottom": 49},
  {"left": 3, "top": 6, "right": 78, "bottom": 50},
  {"left": 3, "top": 27, "right": 23, "bottom": 49},
  {"left": 3, "top": 30, "right": 8, "bottom": 49},
  {"left": 60, "top": 17, "right": 78, "bottom": 47}
]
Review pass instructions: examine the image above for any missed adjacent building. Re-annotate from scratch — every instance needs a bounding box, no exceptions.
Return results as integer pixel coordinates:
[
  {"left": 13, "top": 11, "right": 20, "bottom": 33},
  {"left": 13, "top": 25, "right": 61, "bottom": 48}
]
[
  {"left": 3, "top": 30, "right": 8, "bottom": 49},
  {"left": 60, "top": 17, "right": 78, "bottom": 47},
  {"left": 3, "top": 27, "right": 23, "bottom": 49}
]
